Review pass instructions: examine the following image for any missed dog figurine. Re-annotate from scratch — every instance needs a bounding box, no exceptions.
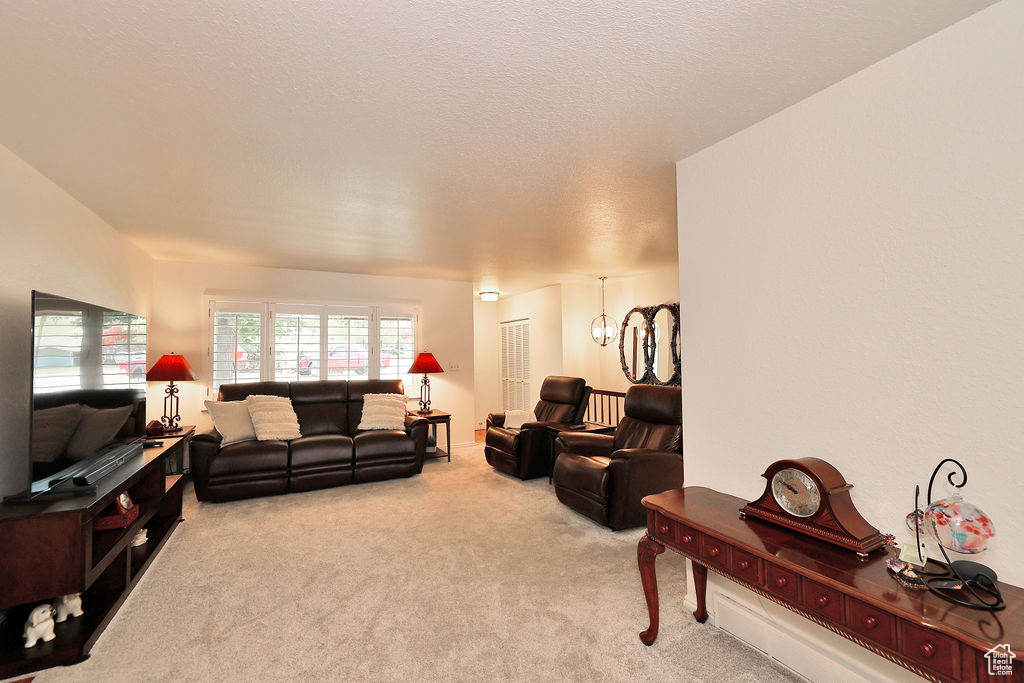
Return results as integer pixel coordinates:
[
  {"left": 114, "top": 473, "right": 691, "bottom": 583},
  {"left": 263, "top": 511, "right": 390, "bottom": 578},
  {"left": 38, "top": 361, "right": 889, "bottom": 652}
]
[
  {"left": 55, "top": 593, "right": 83, "bottom": 622},
  {"left": 23, "top": 603, "right": 56, "bottom": 648}
]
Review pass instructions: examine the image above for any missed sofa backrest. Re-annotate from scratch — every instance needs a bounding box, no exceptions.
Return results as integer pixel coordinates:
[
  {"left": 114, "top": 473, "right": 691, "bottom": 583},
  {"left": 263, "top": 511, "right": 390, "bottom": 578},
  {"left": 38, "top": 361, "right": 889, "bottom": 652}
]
[
  {"left": 217, "top": 379, "right": 406, "bottom": 437},
  {"left": 533, "top": 376, "right": 591, "bottom": 424},
  {"left": 346, "top": 379, "right": 405, "bottom": 433},
  {"left": 614, "top": 385, "right": 682, "bottom": 453},
  {"left": 290, "top": 381, "right": 348, "bottom": 436}
]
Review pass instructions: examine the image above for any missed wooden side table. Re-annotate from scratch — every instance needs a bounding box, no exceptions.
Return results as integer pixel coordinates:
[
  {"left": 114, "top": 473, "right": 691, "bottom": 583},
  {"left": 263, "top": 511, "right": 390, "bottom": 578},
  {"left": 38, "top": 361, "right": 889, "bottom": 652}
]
[
  {"left": 149, "top": 425, "right": 195, "bottom": 475},
  {"left": 638, "top": 487, "right": 1024, "bottom": 682},
  {"left": 411, "top": 410, "right": 451, "bottom": 462}
]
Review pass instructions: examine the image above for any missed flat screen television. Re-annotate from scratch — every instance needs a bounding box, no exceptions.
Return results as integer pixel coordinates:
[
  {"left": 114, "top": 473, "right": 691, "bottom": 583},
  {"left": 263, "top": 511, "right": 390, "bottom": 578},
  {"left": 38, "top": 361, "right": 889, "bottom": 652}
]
[{"left": 22, "top": 291, "right": 148, "bottom": 498}]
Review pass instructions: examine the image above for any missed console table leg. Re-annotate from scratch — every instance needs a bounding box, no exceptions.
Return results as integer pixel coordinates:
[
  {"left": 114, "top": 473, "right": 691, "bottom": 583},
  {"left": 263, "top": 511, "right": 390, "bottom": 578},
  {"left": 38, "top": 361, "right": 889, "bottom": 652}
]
[
  {"left": 637, "top": 534, "right": 665, "bottom": 645},
  {"left": 691, "top": 561, "right": 709, "bottom": 623}
]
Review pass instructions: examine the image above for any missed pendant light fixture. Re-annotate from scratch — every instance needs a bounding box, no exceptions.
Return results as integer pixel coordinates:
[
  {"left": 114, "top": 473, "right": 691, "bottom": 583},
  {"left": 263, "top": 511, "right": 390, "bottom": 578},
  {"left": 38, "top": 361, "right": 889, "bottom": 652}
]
[{"left": 591, "top": 276, "right": 618, "bottom": 347}]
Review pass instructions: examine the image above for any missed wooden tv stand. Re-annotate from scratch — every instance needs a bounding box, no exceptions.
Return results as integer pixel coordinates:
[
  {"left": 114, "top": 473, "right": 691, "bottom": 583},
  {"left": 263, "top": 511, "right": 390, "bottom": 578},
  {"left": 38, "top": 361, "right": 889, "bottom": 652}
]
[
  {"left": 0, "top": 437, "right": 186, "bottom": 679},
  {"left": 638, "top": 487, "right": 1023, "bottom": 683}
]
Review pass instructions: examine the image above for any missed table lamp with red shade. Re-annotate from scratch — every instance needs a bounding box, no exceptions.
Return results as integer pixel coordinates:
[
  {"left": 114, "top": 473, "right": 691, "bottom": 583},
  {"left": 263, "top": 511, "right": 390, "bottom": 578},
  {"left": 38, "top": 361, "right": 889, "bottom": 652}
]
[
  {"left": 407, "top": 352, "right": 444, "bottom": 414},
  {"left": 145, "top": 353, "right": 197, "bottom": 431}
]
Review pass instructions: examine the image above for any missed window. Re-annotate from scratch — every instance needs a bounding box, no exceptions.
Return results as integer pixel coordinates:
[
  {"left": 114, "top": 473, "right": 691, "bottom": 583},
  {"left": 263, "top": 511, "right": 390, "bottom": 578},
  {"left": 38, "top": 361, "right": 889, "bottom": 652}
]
[
  {"left": 500, "top": 318, "right": 530, "bottom": 411},
  {"left": 209, "top": 300, "right": 418, "bottom": 394},
  {"left": 211, "top": 303, "right": 263, "bottom": 392},
  {"left": 101, "top": 312, "right": 148, "bottom": 390}
]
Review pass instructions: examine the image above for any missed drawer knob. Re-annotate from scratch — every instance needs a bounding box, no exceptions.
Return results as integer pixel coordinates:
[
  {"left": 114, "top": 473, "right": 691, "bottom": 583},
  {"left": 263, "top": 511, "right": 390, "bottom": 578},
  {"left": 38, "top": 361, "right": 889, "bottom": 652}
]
[
  {"left": 863, "top": 616, "right": 878, "bottom": 630},
  {"left": 775, "top": 576, "right": 788, "bottom": 588},
  {"left": 708, "top": 547, "right": 720, "bottom": 557},
  {"left": 920, "top": 642, "right": 936, "bottom": 658},
  {"left": 738, "top": 559, "right": 751, "bottom": 570},
  {"left": 815, "top": 594, "right": 829, "bottom": 607},
  {"left": 680, "top": 534, "right": 693, "bottom": 544},
  {"left": 658, "top": 525, "right": 669, "bottom": 535}
]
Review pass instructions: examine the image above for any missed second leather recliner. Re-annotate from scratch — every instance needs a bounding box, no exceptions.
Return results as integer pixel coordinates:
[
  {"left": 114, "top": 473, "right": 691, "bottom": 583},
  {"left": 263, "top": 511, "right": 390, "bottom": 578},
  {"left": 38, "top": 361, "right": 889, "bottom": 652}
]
[{"left": 484, "top": 376, "right": 592, "bottom": 479}]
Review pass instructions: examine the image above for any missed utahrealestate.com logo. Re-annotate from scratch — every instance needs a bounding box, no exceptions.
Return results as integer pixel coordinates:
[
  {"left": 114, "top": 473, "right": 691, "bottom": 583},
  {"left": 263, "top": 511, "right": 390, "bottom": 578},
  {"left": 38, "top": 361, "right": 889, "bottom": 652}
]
[{"left": 985, "top": 644, "right": 1016, "bottom": 676}]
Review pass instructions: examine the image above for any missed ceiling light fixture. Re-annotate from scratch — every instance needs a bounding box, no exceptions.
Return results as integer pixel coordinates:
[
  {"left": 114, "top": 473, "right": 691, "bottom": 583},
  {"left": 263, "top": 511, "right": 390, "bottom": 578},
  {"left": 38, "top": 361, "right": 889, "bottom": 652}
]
[
  {"left": 591, "top": 276, "right": 617, "bottom": 347},
  {"left": 479, "top": 291, "right": 499, "bottom": 302}
]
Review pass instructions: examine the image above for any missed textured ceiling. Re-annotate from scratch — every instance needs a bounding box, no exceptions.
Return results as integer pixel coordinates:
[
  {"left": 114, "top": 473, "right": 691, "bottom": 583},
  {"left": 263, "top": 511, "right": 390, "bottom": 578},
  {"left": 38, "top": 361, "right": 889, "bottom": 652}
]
[{"left": 0, "top": 1, "right": 994, "bottom": 294}]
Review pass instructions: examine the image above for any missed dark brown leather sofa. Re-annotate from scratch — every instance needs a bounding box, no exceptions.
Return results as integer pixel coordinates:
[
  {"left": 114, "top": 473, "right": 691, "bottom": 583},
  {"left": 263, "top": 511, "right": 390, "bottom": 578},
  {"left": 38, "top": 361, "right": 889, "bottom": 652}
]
[
  {"left": 191, "top": 379, "right": 428, "bottom": 502},
  {"left": 484, "top": 376, "right": 591, "bottom": 480},
  {"left": 552, "top": 384, "right": 682, "bottom": 530}
]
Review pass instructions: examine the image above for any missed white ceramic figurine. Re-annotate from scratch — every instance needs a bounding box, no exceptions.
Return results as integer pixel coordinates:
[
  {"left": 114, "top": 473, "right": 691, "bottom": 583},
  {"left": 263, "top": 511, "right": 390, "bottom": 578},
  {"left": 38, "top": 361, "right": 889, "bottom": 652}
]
[
  {"left": 23, "top": 603, "right": 56, "bottom": 648},
  {"left": 55, "top": 593, "right": 83, "bottom": 622}
]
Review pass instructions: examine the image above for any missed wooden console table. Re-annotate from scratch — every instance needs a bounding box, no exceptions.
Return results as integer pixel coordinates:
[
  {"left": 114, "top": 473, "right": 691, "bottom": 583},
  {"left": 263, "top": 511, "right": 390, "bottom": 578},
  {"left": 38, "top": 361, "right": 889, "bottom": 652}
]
[
  {"left": 413, "top": 410, "right": 451, "bottom": 462},
  {"left": 0, "top": 437, "right": 186, "bottom": 679},
  {"left": 638, "top": 487, "right": 1023, "bottom": 683}
]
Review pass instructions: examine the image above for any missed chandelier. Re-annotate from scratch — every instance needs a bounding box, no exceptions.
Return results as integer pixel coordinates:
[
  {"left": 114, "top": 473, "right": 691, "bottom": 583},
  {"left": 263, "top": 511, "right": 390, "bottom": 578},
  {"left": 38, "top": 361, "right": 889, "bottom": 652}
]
[{"left": 591, "top": 276, "right": 618, "bottom": 347}]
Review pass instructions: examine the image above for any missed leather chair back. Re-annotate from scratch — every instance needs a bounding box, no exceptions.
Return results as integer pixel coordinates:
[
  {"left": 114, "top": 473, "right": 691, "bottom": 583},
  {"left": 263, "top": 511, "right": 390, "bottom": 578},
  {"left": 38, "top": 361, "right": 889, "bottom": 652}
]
[
  {"left": 290, "top": 381, "right": 348, "bottom": 436},
  {"left": 533, "top": 376, "right": 592, "bottom": 424},
  {"left": 346, "top": 379, "right": 405, "bottom": 433},
  {"left": 613, "top": 385, "right": 682, "bottom": 453}
]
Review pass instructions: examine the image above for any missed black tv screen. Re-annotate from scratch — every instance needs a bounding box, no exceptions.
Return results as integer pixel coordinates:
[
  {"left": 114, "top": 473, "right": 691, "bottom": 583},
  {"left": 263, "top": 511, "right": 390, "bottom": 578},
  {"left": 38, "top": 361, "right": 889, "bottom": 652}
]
[{"left": 29, "top": 291, "right": 148, "bottom": 493}]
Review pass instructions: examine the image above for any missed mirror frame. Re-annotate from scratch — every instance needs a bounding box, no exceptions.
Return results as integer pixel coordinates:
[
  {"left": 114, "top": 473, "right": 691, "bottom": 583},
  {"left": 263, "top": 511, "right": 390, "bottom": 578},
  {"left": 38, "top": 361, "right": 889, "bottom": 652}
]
[{"left": 618, "top": 302, "right": 680, "bottom": 387}]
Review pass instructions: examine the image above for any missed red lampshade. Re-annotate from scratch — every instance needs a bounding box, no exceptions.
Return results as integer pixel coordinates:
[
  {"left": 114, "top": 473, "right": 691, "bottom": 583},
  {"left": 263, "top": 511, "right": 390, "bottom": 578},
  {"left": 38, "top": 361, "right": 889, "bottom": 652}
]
[
  {"left": 407, "top": 352, "right": 444, "bottom": 374},
  {"left": 146, "top": 353, "right": 197, "bottom": 382}
]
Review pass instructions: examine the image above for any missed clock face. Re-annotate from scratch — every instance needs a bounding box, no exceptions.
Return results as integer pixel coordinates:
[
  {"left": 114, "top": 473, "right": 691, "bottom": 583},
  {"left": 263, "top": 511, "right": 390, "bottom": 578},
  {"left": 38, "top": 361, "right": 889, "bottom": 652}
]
[{"left": 771, "top": 468, "right": 821, "bottom": 518}]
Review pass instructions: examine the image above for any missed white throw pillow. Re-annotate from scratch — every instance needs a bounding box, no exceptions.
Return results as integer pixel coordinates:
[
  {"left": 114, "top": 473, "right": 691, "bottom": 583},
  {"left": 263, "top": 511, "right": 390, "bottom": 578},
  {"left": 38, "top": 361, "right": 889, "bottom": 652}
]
[
  {"left": 204, "top": 400, "right": 257, "bottom": 446},
  {"left": 357, "top": 393, "right": 407, "bottom": 431},
  {"left": 31, "top": 403, "right": 84, "bottom": 462},
  {"left": 503, "top": 409, "right": 536, "bottom": 430},
  {"left": 66, "top": 405, "right": 133, "bottom": 460},
  {"left": 245, "top": 395, "right": 302, "bottom": 441}
]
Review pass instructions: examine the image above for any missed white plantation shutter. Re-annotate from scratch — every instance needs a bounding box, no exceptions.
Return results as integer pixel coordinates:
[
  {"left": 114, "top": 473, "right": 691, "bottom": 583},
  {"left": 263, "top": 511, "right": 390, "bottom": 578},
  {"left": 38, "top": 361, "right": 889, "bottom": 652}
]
[
  {"left": 210, "top": 302, "right": 263, "bottom": 393},
  {"left": 100, "top": 311, "right": 148, "bottom": 390},
  {"left": 500, "top": 319, "right": 530, "bottom": 411},
  {"left": 209, "top": 300, "right": 416, "bottom": 392},
  {"left": 272, "top": 306, "right": 322, "bottom": 382},
  {"left": 379, "top": 313, "right": 416, "bottom": 389},
  {"left": 325, "top": 308, "right": 372, "bottom": 380}
]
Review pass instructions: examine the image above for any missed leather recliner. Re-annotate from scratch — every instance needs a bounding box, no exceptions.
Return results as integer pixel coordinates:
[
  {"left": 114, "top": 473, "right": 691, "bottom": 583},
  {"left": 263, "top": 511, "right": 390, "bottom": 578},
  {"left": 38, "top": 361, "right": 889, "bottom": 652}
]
[
  {"left": 552, "top": 384, "right": 682, "bottom": 530},
  {"left": 191, "top": 379, "right": 428, "bottom": 502},
  {"left": 484, "top": 376, "right": 592, "bottom": 480}
]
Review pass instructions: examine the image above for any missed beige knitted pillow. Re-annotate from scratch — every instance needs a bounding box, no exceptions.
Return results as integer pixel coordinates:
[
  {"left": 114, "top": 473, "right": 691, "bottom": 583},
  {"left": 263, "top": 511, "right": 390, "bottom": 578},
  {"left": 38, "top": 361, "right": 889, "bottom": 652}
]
[
  {"left": 357, "top": 393, "right": 407, "bottom": 430},
  {"left": 245, "top": 395, "right": 301, "bottom": 441}
]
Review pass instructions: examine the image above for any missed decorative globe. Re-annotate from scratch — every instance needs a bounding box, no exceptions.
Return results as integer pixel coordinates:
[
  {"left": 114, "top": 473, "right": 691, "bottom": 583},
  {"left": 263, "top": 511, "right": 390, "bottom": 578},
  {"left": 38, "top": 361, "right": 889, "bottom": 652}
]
[{"left": 925, "top": 497, "right": 995, "bottom": 555}]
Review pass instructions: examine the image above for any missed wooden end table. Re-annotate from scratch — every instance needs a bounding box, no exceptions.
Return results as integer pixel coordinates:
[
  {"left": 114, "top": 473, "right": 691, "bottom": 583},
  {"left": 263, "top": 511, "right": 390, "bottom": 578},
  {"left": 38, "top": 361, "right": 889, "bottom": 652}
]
[
  {"left": 638, "top": 486, "right": 1023, "bottom": 682},
  {"left": 411, "top": 410, "right": 451, "bottom": 462}
]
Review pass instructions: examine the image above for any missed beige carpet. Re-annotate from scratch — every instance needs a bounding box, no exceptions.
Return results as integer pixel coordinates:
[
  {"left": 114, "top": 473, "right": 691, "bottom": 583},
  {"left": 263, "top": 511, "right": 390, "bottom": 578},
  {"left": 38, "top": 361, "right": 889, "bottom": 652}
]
[{"left": 33, "top": 445, "right": 800, "bottom": 682}]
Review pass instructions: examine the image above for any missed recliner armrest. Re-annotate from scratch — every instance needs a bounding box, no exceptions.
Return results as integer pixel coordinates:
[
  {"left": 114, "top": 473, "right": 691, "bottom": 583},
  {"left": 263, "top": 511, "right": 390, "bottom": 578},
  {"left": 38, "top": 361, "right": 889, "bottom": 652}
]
[
  {"left": 519, "top": 420, "right": 561, "bottom": 431},
  {"left": 486, "top": 412, "right": 505, "bottom": 429},
  {"left": 609, "top": 447, "right": 681, "bottom": 462},
  {"left": 191, "top": 428, "right": 222, "bottom": 445},
  {"left": 554, "top": 432, "right": 615, "bottom": 459}
]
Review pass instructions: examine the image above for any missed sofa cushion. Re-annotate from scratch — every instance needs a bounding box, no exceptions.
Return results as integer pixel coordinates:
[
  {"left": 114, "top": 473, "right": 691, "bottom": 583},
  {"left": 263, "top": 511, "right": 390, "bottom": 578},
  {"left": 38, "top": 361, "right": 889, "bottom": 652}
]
[
  {"left": 208, "top": 439, "right": 289, "bottom": 478},
  {"left": 66, "top": 405, "right": 132, "bottom": 460},
  {"left": 246, "top": 395, "right": 302, "bottom": 441},
  {"left": 353, "top": 430, "right": 415, "bottom": 462},
  {"left": 502, "top": 409, "right": 535, "bottom": 429},
  {"left": 346, "top": 380, "right": 405, "bottom": 433},
  {"left": 289, "top": 434, "right": 354, "bottom": 468},
  {"left": 204, "top": 400, "right": 257, "bottom": 446},
  {"left": 357, "top": 393, "right": 407, "bottom": 430},
  {"left": 31, "top": 403, "right": 83, "bottom": 462}
]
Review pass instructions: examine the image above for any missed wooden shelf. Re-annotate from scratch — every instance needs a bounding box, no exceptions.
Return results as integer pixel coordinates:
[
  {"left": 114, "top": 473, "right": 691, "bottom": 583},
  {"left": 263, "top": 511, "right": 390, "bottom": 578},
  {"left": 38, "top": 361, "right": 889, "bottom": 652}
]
[{"left": 0, "top": 437, "right": 186, "bottom": 679}]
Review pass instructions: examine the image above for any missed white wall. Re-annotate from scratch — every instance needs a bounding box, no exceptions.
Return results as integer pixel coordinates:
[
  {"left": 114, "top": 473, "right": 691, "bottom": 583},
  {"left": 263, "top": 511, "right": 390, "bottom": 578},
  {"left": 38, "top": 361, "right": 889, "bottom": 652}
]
[
  {"left": 0, "top": 145, "right": 154, "bottom": 497},
  {"left": 149, "top": 260, "right": 476, "bottom": 445},
  {"left": 473, "top": 299, "right": 500, "bottom": 428},
  {"left": 676, "top": 0, "right": 1023, "bottom": 610},
  {"left": 493, "top": 285, "right": 564, "bottom": 410}
]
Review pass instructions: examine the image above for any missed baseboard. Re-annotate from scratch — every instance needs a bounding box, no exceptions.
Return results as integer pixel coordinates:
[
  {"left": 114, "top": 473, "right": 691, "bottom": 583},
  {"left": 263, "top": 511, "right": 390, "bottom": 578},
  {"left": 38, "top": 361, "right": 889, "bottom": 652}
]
[{"left": 682, "top": 561, "right": 919, "bottom": 683}]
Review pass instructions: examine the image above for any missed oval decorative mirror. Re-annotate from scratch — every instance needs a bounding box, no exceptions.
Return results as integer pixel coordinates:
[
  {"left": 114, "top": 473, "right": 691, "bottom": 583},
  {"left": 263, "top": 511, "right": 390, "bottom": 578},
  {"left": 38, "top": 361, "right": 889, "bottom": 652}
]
[{"left": 618, "top": 303, "right": 680, "bottom": 386}]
